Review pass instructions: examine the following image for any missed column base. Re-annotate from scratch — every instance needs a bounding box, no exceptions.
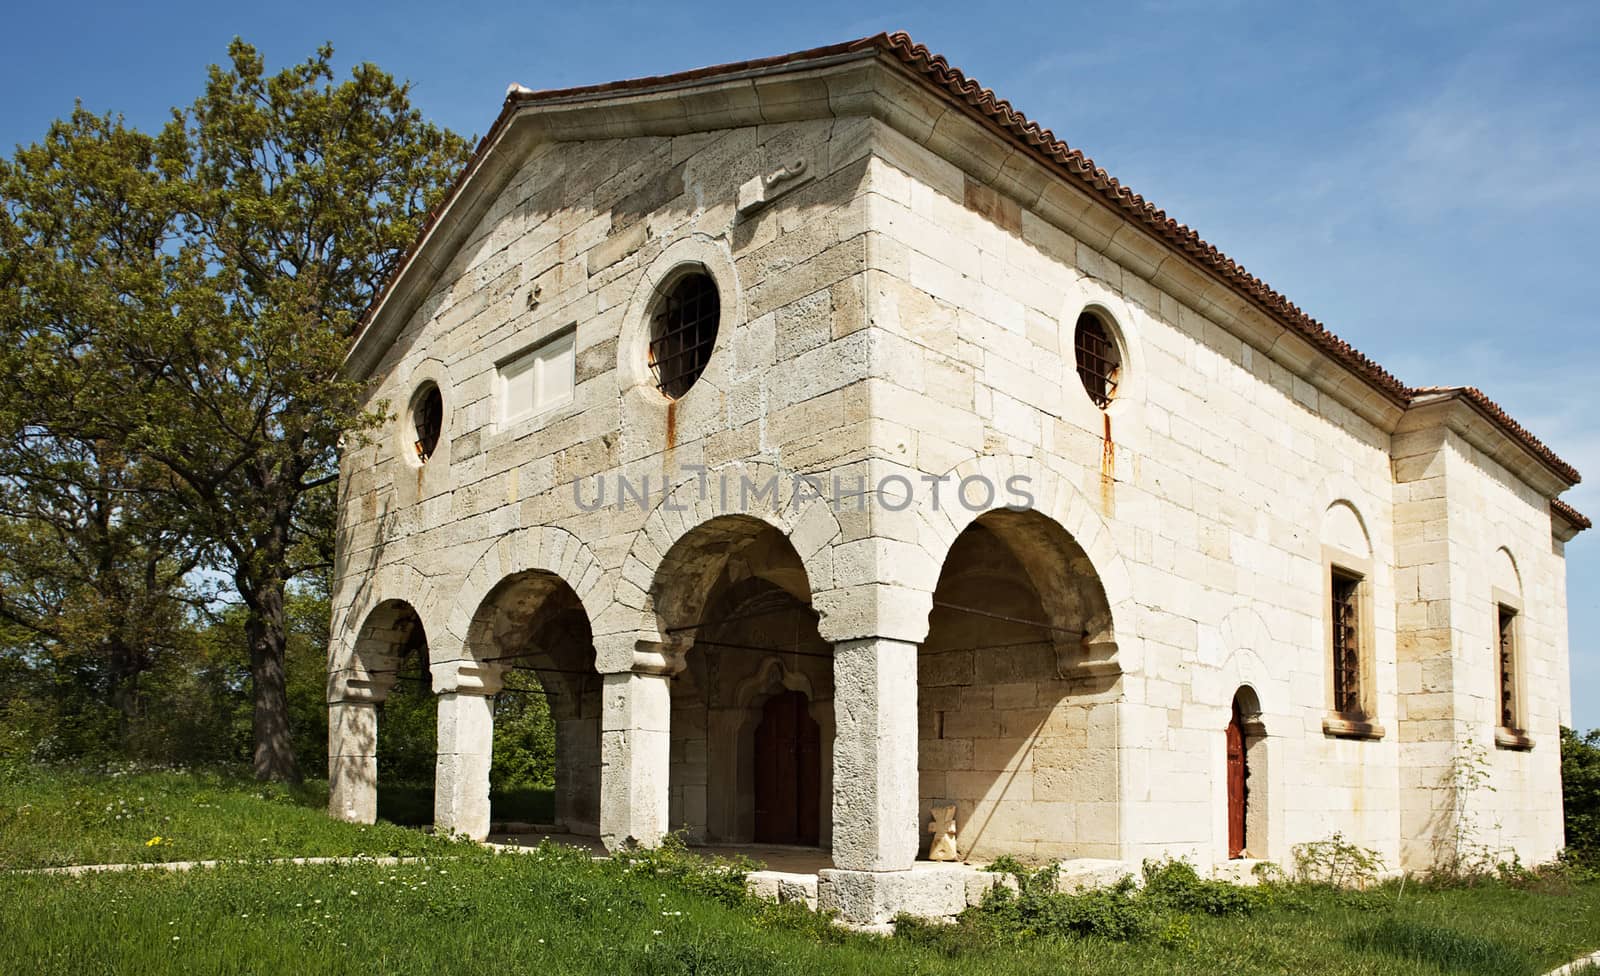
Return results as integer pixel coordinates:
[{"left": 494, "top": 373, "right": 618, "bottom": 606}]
[
  {"left": 816, "top": 866, "right": 968, "bottom": 927},
  {"left": 328, "top": 754, "right": 377, "bottom": 824}
]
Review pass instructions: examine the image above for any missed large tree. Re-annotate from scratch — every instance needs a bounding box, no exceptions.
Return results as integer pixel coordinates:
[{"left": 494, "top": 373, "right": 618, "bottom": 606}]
[
  {"left": 0, "top": 109, "right": 204, "bottom": 735},
  {"left": 0, "top": 42, "right": 471, "bottom": 780}
]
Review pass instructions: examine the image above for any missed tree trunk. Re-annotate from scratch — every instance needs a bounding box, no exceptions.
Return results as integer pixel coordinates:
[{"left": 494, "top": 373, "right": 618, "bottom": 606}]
[
  {"left": 246, "top": 580, "right": 301, "bottom": 783},
  {"left": 106, "top": 633, "right": 141, "bottom": 737}
]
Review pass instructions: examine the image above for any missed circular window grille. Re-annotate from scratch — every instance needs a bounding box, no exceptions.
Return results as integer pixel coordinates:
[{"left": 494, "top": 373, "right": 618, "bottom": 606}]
[
  {"left": 648, "top": 272, "right": 721, "bottom": 399},
  {"left": 412, "top": 383, "right": 443, "bottom": 463},
  {"left": 1073, "top": 312, "right": 1122, "bottom": 409}
]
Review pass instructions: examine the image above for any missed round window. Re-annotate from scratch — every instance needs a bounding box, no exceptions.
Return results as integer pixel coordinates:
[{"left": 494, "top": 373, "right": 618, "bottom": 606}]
[
  {"left": 1073, "top": 311, "right": 1122, "bottom": 409},
  {"left": 647, "top": 272, "right": 720, "bottom": 399},
  {"left": 411, "top": 383, "right": 443, "bottom": 463}
]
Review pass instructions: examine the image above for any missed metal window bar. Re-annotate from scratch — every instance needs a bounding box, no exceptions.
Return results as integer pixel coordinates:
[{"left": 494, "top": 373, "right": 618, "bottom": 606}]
[
  {"left": 649, "top": 275, "right": 720, "bottom": 399},
  {"left": 1075, "top": 316, "right": 1119, "bottom": 408},
  {"left": 1498, "top": 608, "right": 1517, "bottom": 728},
  {"left": 413, "top": 387, "right": 442, "bottom": 461},
  {"left": 1331, "top": 574, "right": 1361, "bottom": 715}
]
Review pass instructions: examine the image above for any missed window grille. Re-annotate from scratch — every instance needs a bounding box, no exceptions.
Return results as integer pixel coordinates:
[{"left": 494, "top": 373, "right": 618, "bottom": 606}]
[
  {"left": 1498, "top": 606, "right": 1518, "bottom": 728},
  {"left": 649, "top": 273, "right": 720, "bottom": 399},
  {"left": 1074, "top": 312, "right": 1120, "bottom": 408},
  {"left": 413, "top": 385, "right": 443, "bottom": 463},
  {"left": 1331, "top": 571, "right": 1362, "bottom": 715}
]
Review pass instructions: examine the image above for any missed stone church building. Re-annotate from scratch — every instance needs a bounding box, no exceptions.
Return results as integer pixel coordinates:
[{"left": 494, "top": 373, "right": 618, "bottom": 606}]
[{"left": 327, "top": 33, "right": 1587, "bottom": 922}]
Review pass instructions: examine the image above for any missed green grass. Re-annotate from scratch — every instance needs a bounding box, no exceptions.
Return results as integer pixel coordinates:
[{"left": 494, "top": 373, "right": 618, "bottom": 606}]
[
  {"left": 2, "top": 769, "right": 1598, "bottom": 975},
  {"left": 377, "top": 783, "right": 555, "bottom": 827},
  {"left": 0, "top": 766, "right": 463, "bottom": 869},
  {"left": 4, "top": 848, "right": 1599, "bottom": 976}
]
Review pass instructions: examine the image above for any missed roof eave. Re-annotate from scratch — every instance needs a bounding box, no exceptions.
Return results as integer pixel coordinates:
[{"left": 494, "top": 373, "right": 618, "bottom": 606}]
[{"left": 1399, "top": 390, "right": 1579, "bottom": 496}]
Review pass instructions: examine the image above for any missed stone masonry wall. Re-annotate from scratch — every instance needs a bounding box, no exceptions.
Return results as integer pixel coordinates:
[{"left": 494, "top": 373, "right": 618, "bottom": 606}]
[
  {"left": 859, "top": 118, "right": 1409, "bottom": 867},
  {"left": 330, "top": 87, "right": 1571, "bottom": 878}
]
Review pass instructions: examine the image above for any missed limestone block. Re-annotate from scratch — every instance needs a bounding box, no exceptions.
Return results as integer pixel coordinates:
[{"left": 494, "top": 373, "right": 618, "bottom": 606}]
[
  {"left": 817, "top": 866, "right": 968, "bottom": 926},
  {"left": 328, "top": 754, "right": 377, "bottom": 825},
  {"left": 434, "top": 692, "right": 496, "bottom": 839},
  {"left": 963, "top": 870, "right": 1018, "bottom": 906},
  {"left": 1055, "top": 858, "right": 1139, "bottom": 893},
  {"left": 927, "top": 805, "right": 959, "bottom": 861}
]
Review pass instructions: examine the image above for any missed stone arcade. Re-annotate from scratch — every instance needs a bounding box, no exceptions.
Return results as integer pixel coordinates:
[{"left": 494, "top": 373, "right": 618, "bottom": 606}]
[{"left": 327, "top": 33, "right": 1588, "bottom": 924}]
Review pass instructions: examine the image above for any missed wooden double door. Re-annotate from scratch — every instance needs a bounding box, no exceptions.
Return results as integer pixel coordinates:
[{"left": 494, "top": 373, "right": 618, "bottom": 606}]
[{"left": 753, "top": 690, "right": 821, "bottom": 846}]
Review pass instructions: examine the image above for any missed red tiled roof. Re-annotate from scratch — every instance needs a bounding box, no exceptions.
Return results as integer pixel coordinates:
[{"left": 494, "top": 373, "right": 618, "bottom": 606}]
[
  {"left": 1410, "top": 386, "right": 1580, "bottom": 484},
  {"left": 356, "top": 31, "right": 1583, "bottom": 504},
  {"left": 1554, "top": 498, "right": 1592, "bottom": 531}
]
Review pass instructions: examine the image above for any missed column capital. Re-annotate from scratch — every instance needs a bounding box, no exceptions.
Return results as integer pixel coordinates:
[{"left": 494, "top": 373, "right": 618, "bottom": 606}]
[
  {"left": 429, "top": 659, "right": 504, "bottom": 696},
  {"left": 327, "top": 666, "right": 397, "bottom": 704},
  {"left": 814, "top": 583, "right": 934, "bottom": 646},
  {"left": 631, "top": 638, "right": 691, "bottom": 675},
  {"left": 593, "top": 632, "right": 691, "bottom": 675}
]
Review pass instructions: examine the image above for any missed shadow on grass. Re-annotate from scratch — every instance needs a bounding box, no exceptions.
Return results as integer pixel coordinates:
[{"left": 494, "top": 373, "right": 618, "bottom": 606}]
[
  {"left": 1347, "top": 918, "right": 1526, "bottom": 975},
  {"left": 376, "top": 785, "right": 554, "bottom": 828}
]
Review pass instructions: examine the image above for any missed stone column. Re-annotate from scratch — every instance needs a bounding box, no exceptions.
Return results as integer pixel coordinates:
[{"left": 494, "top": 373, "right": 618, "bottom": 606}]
[
  {"left": 830, "top": 636, "right": 920, "bottom": 871},
  {"left": 599, "top": 639, "right": 685, "bottom": 851},
  {"left": 326, "top": 664, "right": 393, "bottom": 824},
  {"left": 328, "top": 699, "right": 379, "bottom": 824},
  {"left": 432, "top": 661, "right": 502, "bottom": 840}
]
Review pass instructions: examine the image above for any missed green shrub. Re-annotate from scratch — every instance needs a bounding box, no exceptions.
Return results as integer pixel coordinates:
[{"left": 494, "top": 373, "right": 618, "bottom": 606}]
[
  {"left": 1141, "top": 857, "right": 1265, "bottom": 916},
  {"left": 1293, "top": 832, "right": 1385, "bottom": 888},
  {"left": 963, "top": 864, "right": 1151, "bottom": 942},
  {"left": 611, "top": 833, "right": 760, "bottom": 908},
  {"left": 1562, "top": 726, "right": 1600, "bottom": 867}
]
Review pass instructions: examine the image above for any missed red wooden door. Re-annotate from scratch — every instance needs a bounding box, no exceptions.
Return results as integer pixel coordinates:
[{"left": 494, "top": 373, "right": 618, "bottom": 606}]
[
  {"left": 1226, "top": 700, "right": 1248, "bottom": 859},
  {"left": 754, "top": 691, "right": 821, "bottom": 845}
]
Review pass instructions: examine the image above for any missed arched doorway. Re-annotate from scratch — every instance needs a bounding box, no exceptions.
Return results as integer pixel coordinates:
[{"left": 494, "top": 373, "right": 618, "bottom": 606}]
[
  {"left": 333, "top": 599, "right": 433, "bottom": 826},
  {"left": 919, "top": 508, "right": 1119, "bottom": 862},
  {"left": 463, "top": 571, "right": 602, "bottom": 836},
  {"left": 649, "top": 515, "right": 833, "bottom": 849}
]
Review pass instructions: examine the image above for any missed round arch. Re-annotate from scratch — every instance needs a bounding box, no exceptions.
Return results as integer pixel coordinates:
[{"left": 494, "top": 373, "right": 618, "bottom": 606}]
[
  {"left": 442, "top": 525, "right": 610, "bottom": 662},
  {"left": 331, "top": 561, "right": 441, "bottom": 690},
  {"left": 609, "top": 461, "right": 842, "bottom": 653},
  {"left": 911, "top": 454, "right": 1135, "bottom": 656}
]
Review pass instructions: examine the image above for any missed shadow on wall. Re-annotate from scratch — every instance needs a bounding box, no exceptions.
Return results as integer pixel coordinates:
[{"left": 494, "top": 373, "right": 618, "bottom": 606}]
[{"left": 918, "top": 508, "right": 1120, "bottom": 863}]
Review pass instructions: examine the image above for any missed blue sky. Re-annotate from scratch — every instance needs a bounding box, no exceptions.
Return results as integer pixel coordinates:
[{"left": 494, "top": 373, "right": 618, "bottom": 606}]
[{"left": 4, "top": 0, "right": 1596, "bottom": 726}]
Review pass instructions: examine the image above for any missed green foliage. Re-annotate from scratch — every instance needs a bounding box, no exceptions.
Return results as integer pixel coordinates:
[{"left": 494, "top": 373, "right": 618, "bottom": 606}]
[
  {"left": 1292, "top": 832, "right": 1385, "bottom": 888},
  {"left": 611, "top": 833, "right": 760, "bottom": 909},
  {"left": 958, "top": 862, "right": 1152, "bottom": 943},
  {"left": 491, "top": 672, "right": 557, "bottom": 792},
  {"left": 1140, "top": 858, "right": 1265, "bottom": 917},
  {"left": 0, "top": 40, "right": 472, "bottom": 780},
  {"left": 1563, "top": 726, "right": 1600, "bottom": 867},
  {"left": 3, "top": 773, "right": 1599, "bottom": 976},
  {"left": 1441, "top": 737, "right": 1502, "bottom": 879}
]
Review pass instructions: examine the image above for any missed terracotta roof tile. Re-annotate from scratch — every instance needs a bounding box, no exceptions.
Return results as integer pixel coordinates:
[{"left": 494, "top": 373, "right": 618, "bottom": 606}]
[
  {"left": 1410, "top": 386, "right": 1580, "bottom": 484},
  {"left": 355, "top": 31, "right": 1583, "bottom": 506},
  {"left": 1554, "top": 497, "right": 1592, "bottom": 531}
]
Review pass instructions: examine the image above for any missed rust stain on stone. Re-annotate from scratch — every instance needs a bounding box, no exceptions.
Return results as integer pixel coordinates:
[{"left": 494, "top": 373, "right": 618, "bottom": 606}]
[
  {"left": 664, "top": 398, "right": 677, "bottom": 462},
  {"left": 1100, "top": 412, "right": 1115, "bottom": 516}
]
